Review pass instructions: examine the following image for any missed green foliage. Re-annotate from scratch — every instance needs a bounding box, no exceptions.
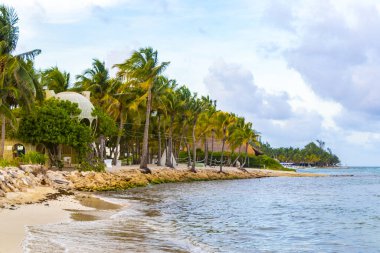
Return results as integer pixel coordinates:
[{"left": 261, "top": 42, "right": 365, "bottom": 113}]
[
  {"left": 17, "top": 99, "right": 93, "bottom": 164},
  {"left": 41, "top": 66, "right": 70, "bottom": 93},
  {"left": 179, "top": 151, "right": 287, "bottom": 170},
  {"left": 261, "top": 140, "right": 340, "bottom": 167},
  {"left": 92, "top": 107, "right": 118, "bottom": 138},
  {"left": 19, "top": 151, "right": 47, "bottom": 165},
  {"left": 78, "top": 160, "right": 105, "bottom": 172},
  {"left": 0, "top": 158, "right": 19, "bottom": 167}
]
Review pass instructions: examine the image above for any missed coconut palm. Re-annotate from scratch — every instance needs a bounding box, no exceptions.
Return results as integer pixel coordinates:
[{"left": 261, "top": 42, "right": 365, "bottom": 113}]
[
  {"left": 150, "top": 76, "right": 175, "bottom": 166},
  {"left": 0, "top": 5, "right": 41, "bottom": 158},
  {"left": 214, "top": 111, "right": 237, "bottom": 172},
  {"left": 115, "top": 47, "right": 169, "bottom": 172},
  {"left": 240, "top": 123, "right": 260, "bottom": 168},
  {"left": 187, "top": 94, "right": 210, "bottom": 172},
  {"left": 75, "top": 59, "right": 110, "bottom": 106},
  {"left": 102, "top": 77, "right": 145, "bottom": 165},
  {"left": 197, "top": 96, "right": 216, "bottom": 167},
  {"left": 41, "top": 67, "right": 70, "bottom": 93},
  {"left": 160, "top": 80, "right": 184, "bottom": 168}
]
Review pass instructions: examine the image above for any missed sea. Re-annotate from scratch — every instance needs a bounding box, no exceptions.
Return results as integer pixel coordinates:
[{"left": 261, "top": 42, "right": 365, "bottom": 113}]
[{"left": 24, "top": 167, "right": 380, "bottom": 253}]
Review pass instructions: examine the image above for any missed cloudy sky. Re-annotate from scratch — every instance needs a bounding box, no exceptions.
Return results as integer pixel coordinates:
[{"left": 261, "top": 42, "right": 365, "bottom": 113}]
[{"left": 6, "top": 0, "right": 380, "bottom": 165}]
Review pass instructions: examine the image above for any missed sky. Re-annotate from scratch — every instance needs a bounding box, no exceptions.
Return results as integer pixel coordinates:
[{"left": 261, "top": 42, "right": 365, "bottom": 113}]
[{"left": 5, "top": 0, "right": 380, "bottom": 166}]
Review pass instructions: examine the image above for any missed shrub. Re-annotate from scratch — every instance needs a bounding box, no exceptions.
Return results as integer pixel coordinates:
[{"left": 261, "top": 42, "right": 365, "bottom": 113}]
[
  {"left": 78, "top": 160, "right": 105, "bottom": 172},
  {"left": 20, "top": 151, "right": 47, "bottom": 165},
  {"left": 0, "top": 158, "right": 19, "bottom": 168}
]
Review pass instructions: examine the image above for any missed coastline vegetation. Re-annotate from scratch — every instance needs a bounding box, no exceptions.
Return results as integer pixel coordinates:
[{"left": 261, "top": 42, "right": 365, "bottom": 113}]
[{"left": 261, "top": 140, "right": 340, "bottom": 167}]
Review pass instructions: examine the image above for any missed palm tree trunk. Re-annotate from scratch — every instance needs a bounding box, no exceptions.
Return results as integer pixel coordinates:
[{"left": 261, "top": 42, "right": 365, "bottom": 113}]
[
  {"left": 140, "top": 84, "right": 152, "bottom": 172},
  {"left": 241, "top": 142, "right": 249, "bottom": 168},
  {"left": 177, "top": 125, "right": 185, "bottom": 160},
  {"left": 210, "top": 130, "right": 214, "bottom": 167},
  {"left": 184, "top": 138, "right": 191, "bottom": 167},
  {"left": 191, "top": 121, "right": 197, "bottom": 172},
  {"left": 99, "top": 135, "right": 105, "bottom": 161},
  {"left": 113, "top": 112, "right": 124, "bottom": 166},
  {"left": 0, "top": 115, "right": 5, "bottom": 159},
  {"left": 157, "top": 115, "right": 162, "bottom": 166},
  {"left": 220, "top": 137, "right": 226, "bottom": 173},
  {"left": 233, "top": 145, "right": 242, "bottom": 166},
  {"left": 166, "top": 115, "right": 174, "bottom": 168},
  {"left": 204, "top": 136, "right": 208, "bottom": 167}
]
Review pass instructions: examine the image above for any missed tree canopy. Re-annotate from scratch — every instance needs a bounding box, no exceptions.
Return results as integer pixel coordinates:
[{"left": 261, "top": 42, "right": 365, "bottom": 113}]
[
  {"left": 17, "top": 99, "right": 93, "bottom": 166},
  {"left": 261, "top": 140, "right": 340, "bottom": 167}
]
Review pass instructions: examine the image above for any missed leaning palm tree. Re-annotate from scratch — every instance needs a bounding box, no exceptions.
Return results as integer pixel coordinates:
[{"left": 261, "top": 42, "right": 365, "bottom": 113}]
[
  {"left": 115, "top": 47, "right": 169, "bottom": 172},
  {"left": 0, "top": 5, "right": 41, "bottom": 158}
]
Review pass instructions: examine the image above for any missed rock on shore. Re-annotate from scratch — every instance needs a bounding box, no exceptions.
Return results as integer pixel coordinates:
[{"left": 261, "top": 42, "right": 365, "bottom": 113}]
[{"left": 0, "top": 165, "right": 325, "bottom": 206}]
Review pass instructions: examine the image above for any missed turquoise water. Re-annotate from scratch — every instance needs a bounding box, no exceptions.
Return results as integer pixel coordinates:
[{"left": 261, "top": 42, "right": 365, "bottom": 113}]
[{"left": 25, "top": 167, "right": 380, "bottom": 252}]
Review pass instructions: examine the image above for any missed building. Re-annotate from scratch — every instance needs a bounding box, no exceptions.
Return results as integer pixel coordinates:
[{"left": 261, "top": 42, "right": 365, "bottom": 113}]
[{"left": 4, "top": 91, "right": 96, "bottom": 166}]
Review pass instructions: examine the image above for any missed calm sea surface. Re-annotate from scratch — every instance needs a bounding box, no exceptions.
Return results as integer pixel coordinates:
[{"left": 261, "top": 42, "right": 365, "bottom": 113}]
[{"left": 25, "top": 167, "right": 380, "bottom": 252}]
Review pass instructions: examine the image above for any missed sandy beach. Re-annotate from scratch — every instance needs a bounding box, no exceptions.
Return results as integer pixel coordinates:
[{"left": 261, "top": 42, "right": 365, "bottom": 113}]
[{"left": 0, "top": 189, "right": 122, "bottom": 253}]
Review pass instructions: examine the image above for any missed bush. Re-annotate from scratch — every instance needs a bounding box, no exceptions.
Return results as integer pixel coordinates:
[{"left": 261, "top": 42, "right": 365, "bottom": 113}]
[
  {"left": 20, "top": 151, "right": 47, "bottom": 165},
  {"left": 78, "top": 160, "right": 105, "bottom": 172},
  {"left": 0, "top": 158, "right": 19, "bottom": 168}
]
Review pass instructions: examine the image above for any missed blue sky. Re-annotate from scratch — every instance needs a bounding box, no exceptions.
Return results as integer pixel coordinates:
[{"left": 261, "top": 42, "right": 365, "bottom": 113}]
[{"left": 6, "top": 0, "right": 380, "bottom": 165}]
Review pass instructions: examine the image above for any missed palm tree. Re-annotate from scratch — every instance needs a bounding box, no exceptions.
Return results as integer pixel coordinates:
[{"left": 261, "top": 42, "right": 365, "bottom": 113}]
[
  {"left": 75, "top": 59, "right": 110, "bottom": 106},
  {"left": 214, "top": 111, "right": 237, "bottom": 173},
  {"left": 161, "top": 81, "right": 184, "bottom": 168},
  {"left": 197, "top": 96, "right": 216, "bottom": 167},
  {"left": 151, "top": 76, "right": 176, "bottom": 166},
  {"left": 240, "top": 123, "right": 260, "bottom": 168},
  {"left": 75, "top": 59, "right": 115, "bottom": 162},
  {"left": 102, "top": 77, "right": 145, "bottom": 165},
  {"left": 0, "top": 5, "right": 41, "bottom": 158},
  {"left": 115, "top": 47, "right": 169, "bottom": 172},
  {"left": 188, "top": 94, "right": 210, "bottom": 172},
  {"left": 228, "top": 116, "right": 246, "bottom": 166},
  {"left": 41, "top": 67, "right": 70, "bottom": 93}
]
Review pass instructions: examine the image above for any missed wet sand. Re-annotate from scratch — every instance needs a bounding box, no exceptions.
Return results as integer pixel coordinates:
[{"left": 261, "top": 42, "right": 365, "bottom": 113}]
[{"left": 0, "top": 193, "right": 122, "bottom": 253}]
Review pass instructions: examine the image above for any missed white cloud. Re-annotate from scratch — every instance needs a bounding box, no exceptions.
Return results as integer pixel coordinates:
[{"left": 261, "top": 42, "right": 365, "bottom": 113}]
[
  {"left": 204, "top": 59, "right": 292, "bottom": 120},
  {"left": 2, "top": 0, "right": 124, "bottom": 23}
]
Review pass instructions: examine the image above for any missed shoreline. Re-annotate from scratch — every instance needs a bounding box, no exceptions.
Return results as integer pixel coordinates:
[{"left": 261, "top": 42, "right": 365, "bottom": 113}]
[
  {"left": 0, "top": 192, "right": 124, "bottom": 253},
  {"left": 0, "top": 165, "right": 325, "bottom": 252}
]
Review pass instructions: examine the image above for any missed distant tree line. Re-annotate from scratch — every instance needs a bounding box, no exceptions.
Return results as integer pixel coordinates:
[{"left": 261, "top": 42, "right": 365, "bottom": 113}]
[{"left": 260, "top": 140, "right": 340, "bottom": 167}]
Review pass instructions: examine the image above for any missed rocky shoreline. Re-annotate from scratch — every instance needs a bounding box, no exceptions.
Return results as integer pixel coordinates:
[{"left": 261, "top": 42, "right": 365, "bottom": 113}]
[{"left": 0, "top": 165, "right": 326, "bottom": 207}]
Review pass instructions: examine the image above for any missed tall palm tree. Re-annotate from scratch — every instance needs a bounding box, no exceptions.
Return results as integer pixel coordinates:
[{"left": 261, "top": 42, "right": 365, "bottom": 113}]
[
  {"left": 75, "top": 59, "right": 114, "bottom": 162},
  {"left": 188, "top": 94, "right": 210, "bottom": 172},
  {"left": 161, "top": 80, "right": 184, "bottom": 168},
  {"left": 197, "top": 96, "right": 216, "bottom": 167},
  {"left": 214, "top": 111, "right": 237, "bottom": 173},
  {"left": 0, "top": 5, "right": 41, "bottom": 158},
  {"left": 150, "top": 76, "right": 173, "bottom": 166},
  {"left": 115, "top": 47, "right": 169, "bottom": 172},
  {"left": 102, "top": 77, "right": 145, "bottom": 165}
]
